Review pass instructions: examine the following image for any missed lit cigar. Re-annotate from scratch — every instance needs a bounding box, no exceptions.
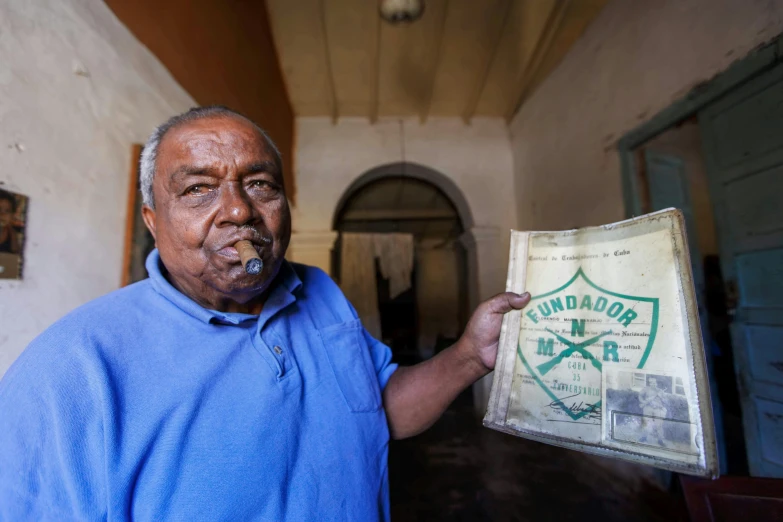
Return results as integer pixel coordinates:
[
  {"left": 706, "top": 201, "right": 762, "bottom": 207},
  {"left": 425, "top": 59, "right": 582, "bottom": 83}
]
[{"left": 234, "top": 240, "right": 263, "bottom": 275}]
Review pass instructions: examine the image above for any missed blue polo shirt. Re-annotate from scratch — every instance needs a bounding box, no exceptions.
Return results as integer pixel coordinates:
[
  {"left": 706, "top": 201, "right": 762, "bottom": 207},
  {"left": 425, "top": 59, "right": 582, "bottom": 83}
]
[{"left": 0, "top": 250, "right": 397, "bottom": 521}]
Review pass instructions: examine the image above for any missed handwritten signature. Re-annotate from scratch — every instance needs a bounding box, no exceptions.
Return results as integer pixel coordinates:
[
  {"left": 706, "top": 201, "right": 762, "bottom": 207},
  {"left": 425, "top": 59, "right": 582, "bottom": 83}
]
[{"left": 547, "top": 393, "right": 601, "bottom": 420}]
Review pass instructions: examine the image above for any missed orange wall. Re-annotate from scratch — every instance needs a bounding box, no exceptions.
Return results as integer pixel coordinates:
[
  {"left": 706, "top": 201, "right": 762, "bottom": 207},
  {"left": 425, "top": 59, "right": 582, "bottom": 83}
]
[{"left": 105, "top": 0, "right": 296, "bottom": 201}]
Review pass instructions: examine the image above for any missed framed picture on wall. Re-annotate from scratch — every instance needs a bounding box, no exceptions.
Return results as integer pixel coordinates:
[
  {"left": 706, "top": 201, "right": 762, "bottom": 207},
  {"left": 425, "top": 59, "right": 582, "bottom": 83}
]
[
  {"left": 0, "top": 188, "right": 29, "bottom": 280},
  {"left": 121, "top": 144, "right": 155, "bottom": 287}
]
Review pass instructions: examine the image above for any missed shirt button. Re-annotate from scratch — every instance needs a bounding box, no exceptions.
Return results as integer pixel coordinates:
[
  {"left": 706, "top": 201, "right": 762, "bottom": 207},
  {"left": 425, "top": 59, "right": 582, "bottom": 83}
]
[{"left": 273, "top": 346, "right": 283, "bottom": 355}]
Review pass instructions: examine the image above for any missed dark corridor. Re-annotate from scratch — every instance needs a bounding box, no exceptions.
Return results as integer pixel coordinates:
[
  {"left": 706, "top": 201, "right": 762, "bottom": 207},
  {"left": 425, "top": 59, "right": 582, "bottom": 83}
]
[{"left": 389, "top": 391, "right": 688, "bottom": 521}]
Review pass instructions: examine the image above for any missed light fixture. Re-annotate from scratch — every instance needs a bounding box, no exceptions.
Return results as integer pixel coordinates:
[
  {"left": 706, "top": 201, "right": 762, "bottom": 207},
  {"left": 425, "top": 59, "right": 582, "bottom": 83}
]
[{"left": 379, "top": 0, "right": 424, "bottom": 24}]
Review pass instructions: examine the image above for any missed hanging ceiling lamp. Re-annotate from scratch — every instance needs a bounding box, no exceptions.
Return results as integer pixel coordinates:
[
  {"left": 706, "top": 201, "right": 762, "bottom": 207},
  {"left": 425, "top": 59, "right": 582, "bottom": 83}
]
[{"left": 379, "top": 0, "right": 425, "bottom": 24}]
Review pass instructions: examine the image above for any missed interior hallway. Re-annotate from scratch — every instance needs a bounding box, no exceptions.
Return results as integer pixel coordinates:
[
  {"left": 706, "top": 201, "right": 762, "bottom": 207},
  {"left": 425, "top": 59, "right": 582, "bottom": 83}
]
[{"left": 390, "top": 391, "right": 688, "bottom": 521}]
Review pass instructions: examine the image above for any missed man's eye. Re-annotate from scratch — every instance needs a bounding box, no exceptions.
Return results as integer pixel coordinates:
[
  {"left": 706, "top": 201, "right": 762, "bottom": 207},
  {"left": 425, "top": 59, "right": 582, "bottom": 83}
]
[
  {"left": 185, "top": 184, "right": 210, "bottom": 195},
  {"left": 249, "top": 180, "right": 277, "bottom": 191}
]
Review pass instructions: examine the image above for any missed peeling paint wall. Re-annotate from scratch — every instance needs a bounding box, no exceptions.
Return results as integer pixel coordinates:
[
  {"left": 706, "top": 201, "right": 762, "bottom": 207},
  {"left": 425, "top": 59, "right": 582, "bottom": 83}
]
[
  {"left": 510, "top": 0, "right": 783, "bottom": 230},
  {"left": 0, "top": 0, "right": 194, "bottom": 375}
]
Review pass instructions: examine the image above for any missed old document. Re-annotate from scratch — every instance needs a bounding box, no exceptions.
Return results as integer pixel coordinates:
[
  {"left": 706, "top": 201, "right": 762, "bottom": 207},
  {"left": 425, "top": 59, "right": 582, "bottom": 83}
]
[{"left": 484, "top": 209, "right": 718, "bottom": 477}]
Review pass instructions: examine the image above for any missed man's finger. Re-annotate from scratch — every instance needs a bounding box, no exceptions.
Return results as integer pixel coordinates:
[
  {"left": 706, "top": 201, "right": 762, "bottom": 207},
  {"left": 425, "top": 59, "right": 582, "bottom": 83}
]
[{"left": 486, "top": 292, "right": 531, "bottom": 314}]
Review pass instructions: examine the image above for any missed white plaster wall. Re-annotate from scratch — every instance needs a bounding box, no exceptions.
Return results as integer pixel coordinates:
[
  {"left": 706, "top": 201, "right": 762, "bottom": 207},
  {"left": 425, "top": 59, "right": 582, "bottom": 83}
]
[
  {"left": 0, "top": 0, "right": 195, "bottom": 375},
  {"left": 293, "top": 117, "right": 516, "bottom": 232},
  {"left": 291, "top": 117, "right": 516, "bottom": 291},
  {"left": 510, "top": 0, "right": 783, "bottom": 230}
]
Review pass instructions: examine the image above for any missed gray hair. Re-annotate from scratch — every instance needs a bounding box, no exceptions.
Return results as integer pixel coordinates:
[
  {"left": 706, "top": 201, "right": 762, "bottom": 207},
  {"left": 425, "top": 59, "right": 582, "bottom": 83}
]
[{"left": 139, "top": 105, "right": 282, "bottom": 209}]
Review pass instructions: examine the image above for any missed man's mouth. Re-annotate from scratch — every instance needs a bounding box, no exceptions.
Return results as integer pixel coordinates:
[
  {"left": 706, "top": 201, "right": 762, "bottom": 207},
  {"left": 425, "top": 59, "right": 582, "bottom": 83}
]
[{"left": 216, "top": 239, "right": 271, "bottom": 262}]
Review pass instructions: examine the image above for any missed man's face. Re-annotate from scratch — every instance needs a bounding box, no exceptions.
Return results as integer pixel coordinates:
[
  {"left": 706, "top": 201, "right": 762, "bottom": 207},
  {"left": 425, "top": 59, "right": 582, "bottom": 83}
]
[
  {"left": 142, "top": 115, "right": 291, "bottom": 307},
  {"left": 649, "top": 378, "right": 658, "bottom": 388},
  {"left": 0, "top": 200, "right": 12, "bottom": 228}
]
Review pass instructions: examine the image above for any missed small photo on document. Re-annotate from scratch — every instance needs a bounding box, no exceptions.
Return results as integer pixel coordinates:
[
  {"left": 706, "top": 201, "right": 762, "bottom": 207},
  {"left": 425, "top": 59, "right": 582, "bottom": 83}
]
[{"left": 603, "top": 368, "right": 698, "bottom": 455}]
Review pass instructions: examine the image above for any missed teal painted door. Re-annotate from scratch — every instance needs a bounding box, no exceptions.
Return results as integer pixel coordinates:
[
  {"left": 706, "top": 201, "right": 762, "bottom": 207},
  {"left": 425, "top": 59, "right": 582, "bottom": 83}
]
[
  {"left": 645, "top": 151, "right": 701, "bottom": 285},
  {"left": 644, "top": 150, "right": 727, "bottom": 473},
  {"left": 699, "top": 62, "right": 783, "bottom": 477}
]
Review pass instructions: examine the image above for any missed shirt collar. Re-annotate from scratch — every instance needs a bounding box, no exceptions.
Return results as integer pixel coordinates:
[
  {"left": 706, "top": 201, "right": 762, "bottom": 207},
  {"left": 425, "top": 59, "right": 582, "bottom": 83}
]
[{"left": 146, "top": 249, "right": 302, "bottom": 326}]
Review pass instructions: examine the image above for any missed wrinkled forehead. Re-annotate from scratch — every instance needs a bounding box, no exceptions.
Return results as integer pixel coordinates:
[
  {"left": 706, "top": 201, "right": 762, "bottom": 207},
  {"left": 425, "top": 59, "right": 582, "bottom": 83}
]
[{"left": 157, "top": 115, "right": 280, "bottom": 177}]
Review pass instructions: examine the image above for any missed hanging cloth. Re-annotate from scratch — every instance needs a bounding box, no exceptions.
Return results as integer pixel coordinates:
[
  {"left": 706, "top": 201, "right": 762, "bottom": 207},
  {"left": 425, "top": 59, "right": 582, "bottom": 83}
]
[
  {"left": 339, "top": 232, "right": 415, "bottom": 339},
  {"left": 374, "top": 233, "right": 414, "bottom": 299},
  {"left": 340, "top": 233, "right": 382, "bottom": 338}
]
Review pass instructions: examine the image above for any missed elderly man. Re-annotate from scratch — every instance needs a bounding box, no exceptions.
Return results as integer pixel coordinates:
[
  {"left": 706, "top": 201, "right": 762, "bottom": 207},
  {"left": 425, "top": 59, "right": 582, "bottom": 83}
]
[{"left": 0, "top": 106, "right": 530, "bottom": 521}]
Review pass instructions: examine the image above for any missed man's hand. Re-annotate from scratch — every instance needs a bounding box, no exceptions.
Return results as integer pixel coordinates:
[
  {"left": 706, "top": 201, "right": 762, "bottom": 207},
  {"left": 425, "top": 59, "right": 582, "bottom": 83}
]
[
  {"left": 459, "top": 292, "right": 532, "bottom": 371},
  {"left": 383, "top": 292, "right": 530, "bottom": 439}
]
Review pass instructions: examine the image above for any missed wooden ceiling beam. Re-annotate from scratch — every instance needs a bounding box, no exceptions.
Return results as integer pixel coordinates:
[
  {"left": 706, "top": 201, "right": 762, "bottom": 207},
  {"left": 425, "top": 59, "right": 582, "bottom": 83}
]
[
  {"left": 419, "top": 0, "right": 449, "bottom": 124},
  {"left": 320, "top": 0, "right": 339, "bottom": 123},
  {"left": 505, "top": 0, "right": 571, "bottom": 122},
  {"left": 462, "top": 0, "right": 513, "bottom": 124}
]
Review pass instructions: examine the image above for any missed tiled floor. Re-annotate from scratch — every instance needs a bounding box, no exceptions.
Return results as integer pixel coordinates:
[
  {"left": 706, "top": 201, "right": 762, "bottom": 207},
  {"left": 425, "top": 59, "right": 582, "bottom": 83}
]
[{"left": 389, "top": 394, "right": 689, "bottom": 522}]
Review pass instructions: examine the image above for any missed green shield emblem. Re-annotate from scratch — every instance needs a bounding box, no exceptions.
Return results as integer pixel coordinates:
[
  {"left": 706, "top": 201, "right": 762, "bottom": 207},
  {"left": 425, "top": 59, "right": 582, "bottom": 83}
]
[{"left": 516, "top": 268, "right": 659, "bottom": 421}]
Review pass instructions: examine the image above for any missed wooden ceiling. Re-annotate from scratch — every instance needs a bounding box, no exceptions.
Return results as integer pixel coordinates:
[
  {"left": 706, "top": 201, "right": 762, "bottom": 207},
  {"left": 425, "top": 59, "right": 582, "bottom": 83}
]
[{"left": 266, "top": 0, "right": 607, "bottom": 122}]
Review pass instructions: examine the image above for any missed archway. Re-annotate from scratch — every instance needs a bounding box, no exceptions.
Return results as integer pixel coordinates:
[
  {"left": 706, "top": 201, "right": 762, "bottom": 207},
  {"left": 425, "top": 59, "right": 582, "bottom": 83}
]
[
  {"left": 332, "top": 163, "right": 476, "bottom": 367},
  {"left": 333, "top": 162, "right": 475, "bottom": 231}
]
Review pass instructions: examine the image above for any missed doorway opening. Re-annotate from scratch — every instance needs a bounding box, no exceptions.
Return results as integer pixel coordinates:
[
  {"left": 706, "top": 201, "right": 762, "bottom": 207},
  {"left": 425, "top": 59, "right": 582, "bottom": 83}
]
[
  {"left": 620, "top": 35, "right": 783, "bottom": 480},
  {"left": 631, "top": 118, "right": 746, "bottom": 475},
  {"left": 333, "top": 174, "right": 469, "bottom": 367}
]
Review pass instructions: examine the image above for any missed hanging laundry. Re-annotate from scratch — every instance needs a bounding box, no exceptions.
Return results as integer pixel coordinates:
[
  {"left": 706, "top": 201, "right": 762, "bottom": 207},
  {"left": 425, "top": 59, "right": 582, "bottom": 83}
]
[
  {"left": 339, "top": 232, "right": 415, "bottom": 339},
  {"left": 374, "top": 233, "right": 414, "bottom": 299},
  {"left": 340, "top": 233, "right": 382, "bottom": 338}
]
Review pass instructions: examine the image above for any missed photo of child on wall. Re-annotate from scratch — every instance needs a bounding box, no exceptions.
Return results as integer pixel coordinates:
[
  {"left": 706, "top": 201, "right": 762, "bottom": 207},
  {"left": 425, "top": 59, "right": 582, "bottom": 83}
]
[{"left": 0, "top": 188, "right": 28, "bottom": 279}]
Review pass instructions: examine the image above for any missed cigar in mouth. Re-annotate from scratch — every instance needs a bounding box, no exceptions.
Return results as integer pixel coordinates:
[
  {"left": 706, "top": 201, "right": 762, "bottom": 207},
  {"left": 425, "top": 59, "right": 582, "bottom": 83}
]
[{"left": 234, "top": 240, "right": 263, "bottom": 275}]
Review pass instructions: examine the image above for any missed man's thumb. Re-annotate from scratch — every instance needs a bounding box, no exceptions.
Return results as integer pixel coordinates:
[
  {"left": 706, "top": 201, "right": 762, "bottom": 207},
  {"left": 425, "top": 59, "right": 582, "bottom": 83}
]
[{"left": 488, "top": 292, "right": 531, "bottom": 314}]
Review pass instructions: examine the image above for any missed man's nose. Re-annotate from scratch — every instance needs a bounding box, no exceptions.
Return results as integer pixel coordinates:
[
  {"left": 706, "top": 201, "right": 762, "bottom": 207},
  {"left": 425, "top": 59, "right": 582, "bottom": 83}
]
[{"left": 217, "top": 184, "right": 254, "bottom": 226}]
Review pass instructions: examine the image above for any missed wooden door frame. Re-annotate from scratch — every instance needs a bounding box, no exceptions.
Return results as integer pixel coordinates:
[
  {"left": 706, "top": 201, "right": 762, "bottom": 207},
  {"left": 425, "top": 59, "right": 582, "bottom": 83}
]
[
  {"left": 618, "top": 37, "right": 783, "bottom": 216},
  {"left": 617, "top": 35, "right": 783, "bottom": 477},
  {"left": 121, "top": 143, "right": 143, "bottom": 287}
]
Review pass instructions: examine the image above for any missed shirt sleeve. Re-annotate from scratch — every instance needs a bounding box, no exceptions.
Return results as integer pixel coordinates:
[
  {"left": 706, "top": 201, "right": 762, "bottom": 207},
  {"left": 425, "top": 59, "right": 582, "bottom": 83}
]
[
  {"left": 341, "top": 296, "right": 398, "bottom": 391},
  {"left": 0, "top": 330, "right": 106, "bottom": 520},
  {"left": 362, "top": 330, "right": 398, "bottom": 391}
]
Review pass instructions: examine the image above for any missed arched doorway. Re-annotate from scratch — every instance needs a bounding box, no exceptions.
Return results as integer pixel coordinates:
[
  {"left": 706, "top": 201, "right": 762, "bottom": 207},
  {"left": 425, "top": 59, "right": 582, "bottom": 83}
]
[{"left": 332, "top": 163, "right": 473, "bottom": 367}]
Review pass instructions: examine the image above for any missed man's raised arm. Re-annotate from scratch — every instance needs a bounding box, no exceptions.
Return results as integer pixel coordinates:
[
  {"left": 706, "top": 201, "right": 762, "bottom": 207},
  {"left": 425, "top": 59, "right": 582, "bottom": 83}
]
[{"left": 382, "top": 292, "right": 531, "bottom": 439}]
